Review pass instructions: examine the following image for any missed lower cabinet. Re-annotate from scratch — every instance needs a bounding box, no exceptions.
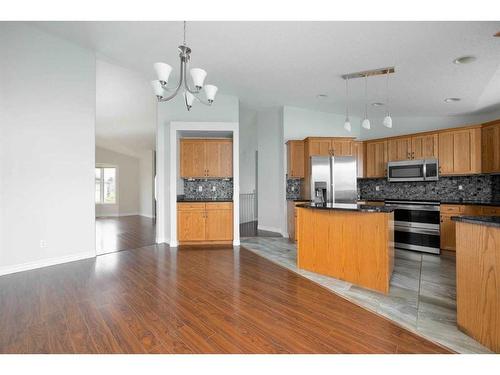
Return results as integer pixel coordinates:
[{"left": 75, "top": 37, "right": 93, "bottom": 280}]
[
  {"left": 440, "top": 205, "right": 499, "bottom": 251},
  {"left": 177, "top": 202, "right": 233, "bottom": 245},
  {"left": 287, "top": 200, "right": 305, "bottom": 241}
]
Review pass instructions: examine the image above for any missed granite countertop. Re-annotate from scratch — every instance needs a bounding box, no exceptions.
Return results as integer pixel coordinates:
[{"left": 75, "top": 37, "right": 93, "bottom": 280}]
[
  {"left": 177, "top": 196, "right": 233, "bottom": 203},
  {"left": 297, "top": 202, "right": 395, "bottom": 213},
  {"left": 451, "top": 215, "right": 500, "bottom": 228}
]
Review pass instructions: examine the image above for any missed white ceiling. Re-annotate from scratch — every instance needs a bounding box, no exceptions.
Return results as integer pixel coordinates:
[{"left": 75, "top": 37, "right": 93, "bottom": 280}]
[{"left": 33, "top": 21, "right": 500, "bottom": 118}]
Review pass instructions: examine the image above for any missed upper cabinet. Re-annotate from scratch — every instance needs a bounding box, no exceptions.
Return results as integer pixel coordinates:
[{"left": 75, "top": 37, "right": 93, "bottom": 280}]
[
  {"left": 438, "top": 128, "right": 481, "bottom": 175},
  {"left": 387, "top": 134, "right": 438, "bottom": 162},
  {"left": 305, "top": 137, "right": 354, "bottom": 157},
  {"left": 353, "top": 141, "right": 365, "bottom": 178},
  {"left": 286, "top": 140, "right": 305, "bottom": 178},
  {"left": 411, "top": 133, "right": 438, "bottom": 160},
  {"left": 388, "top": 137, "right": 412, "bottom": 161},
  {"left": 365, "top": 140, "right": 388, "bottom": 178},
  {"left": 482, "top": 120, "right": 500, "bottom": 174},
  {"left": 180, "top": 139, "right": 233, "bottom": 178}
]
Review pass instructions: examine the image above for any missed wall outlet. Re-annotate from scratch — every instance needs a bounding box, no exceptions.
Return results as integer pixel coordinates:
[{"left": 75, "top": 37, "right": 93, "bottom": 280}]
[
  {"left": 40, "top": 240, "right": 47, "bottom": 248},
  {"left": 211, "top": 186, "right": 216, "bottom": 192},
  {"left": 458, "top": 185, "right": 463, "bottom": 190},
  {"left": 198, "top": 186, "right": 203, "bottom": 192},
  {"left": 291, "top": 186, "right": 295, "bottom": 191},
  {"left": 375, "top": 186, "right": 380, "bottom": 191}
]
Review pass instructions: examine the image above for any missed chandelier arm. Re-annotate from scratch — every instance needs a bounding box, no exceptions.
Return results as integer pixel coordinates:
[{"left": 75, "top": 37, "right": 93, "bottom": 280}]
[
  {"left": 157, "top": 59, "right": 185, "bottom": 102},
  {"left": 182, "top": 59, "right": 202, "bottom": 95}
]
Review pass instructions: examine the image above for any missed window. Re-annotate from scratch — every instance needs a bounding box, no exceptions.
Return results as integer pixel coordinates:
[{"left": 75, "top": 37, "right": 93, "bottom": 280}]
[{"left": 95, "top": 167, "right": 117, "bottom": 204}]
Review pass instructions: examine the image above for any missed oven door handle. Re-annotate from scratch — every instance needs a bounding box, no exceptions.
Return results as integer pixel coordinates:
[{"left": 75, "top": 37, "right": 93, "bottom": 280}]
[{"left": 394, "top": 226, "right": 440, "bottom": 235}]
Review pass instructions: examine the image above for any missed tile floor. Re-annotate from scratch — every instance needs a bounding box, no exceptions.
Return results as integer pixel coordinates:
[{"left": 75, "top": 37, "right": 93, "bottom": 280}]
[{"left": 239, "top": 237, "right": 492, "bottom": 354}]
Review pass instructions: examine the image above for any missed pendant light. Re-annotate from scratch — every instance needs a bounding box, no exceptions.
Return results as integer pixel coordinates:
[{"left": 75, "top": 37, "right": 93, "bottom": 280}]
[
  {"left": 383, "top": 69, "right": 393, "bottom": 128},
  {"left": 344, "top": 77, "right": 352, "bottom": 132},
  {"left": 361, "top": 74, "right": 371, "bottom": 130}
]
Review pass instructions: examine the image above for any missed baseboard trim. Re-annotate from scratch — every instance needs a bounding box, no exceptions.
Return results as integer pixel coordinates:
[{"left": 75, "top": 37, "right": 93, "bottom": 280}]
[
  {"left": 96, "top": 212, "right": 153, "bottom": 218},
  {"left": 0, "top": 251, "right": 95, "bottom": 277}
]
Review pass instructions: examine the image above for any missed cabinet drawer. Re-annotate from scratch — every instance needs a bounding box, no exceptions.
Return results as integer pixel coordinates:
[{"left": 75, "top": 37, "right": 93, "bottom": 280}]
[
  {"left": 205, "top": 202, "right": 233, "bottom": 210},
  {"left": 481, "top": 206, "right": 500, "bottom": 216},
  {"left": 441, "top": 205, "right": 461, "bottom": 214},
  {"left": 177, "top": 202, "right": 206, "bottom": 211}
]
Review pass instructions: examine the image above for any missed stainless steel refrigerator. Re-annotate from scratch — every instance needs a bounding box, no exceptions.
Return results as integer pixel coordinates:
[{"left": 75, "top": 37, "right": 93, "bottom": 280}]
[{"left": 310, "top": 156, "right": 357, "bottom": 204}]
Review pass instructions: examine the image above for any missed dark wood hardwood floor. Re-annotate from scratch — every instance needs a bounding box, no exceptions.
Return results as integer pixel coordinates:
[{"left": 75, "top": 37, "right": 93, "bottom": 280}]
[
  {"left": 96, "top": 215, "right": 156, "bottom": 254},
  {"left": 0, "top": 244, "right": 451, "bottom": 354}
]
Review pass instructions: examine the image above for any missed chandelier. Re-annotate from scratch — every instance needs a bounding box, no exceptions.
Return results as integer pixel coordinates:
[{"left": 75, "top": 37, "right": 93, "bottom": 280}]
[{"left": 151, "top": 21, "right": 218, "bottom": 111}]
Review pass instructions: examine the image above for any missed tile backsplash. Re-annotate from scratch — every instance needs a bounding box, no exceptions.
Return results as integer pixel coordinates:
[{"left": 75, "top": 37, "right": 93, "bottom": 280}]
[
  {"left": 183, "top": 178, "right": 233, "bottom": 200},
  {"left": 358, "top": 174, "right": 500, "bottom": 201},
  {"left": 286, "top": 178, "right": 302, "bottom": 200}
]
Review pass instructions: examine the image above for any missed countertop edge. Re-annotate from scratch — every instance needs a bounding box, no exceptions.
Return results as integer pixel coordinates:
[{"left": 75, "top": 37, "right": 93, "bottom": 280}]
[{"left": 451, "top": 216, "right": 500, "bottom": 228}]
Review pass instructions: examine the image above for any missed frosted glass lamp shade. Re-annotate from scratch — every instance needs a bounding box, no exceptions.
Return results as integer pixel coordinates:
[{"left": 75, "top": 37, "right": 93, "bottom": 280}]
[
  {"left": 154, "top": 62, "right": 172, "bottom": 84},
  {"left": 184, "top": 91, "right": 195, "bottom": 110},
  {"left": 383, "top": 115, "right": 393, "bottom": 128},
  {"left": 190, "top": 68, "right": 207, "bottom": 89},
  {"left": 362, "top": 118, "right": 371, "bottom": 130},
  {"left": 344, "top": 119, "right": 351, "bottom": 132},
  {"left": 151, "top": 80, "right": 164, "bottom": 97},
  {"left": 204, "top": 84, "right": 218, "bottom": 103}
]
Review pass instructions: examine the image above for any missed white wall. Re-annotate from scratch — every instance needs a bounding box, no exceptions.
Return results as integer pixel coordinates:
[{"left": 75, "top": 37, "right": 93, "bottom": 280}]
[
  {"left": 156, "top": 94, "right": 239, "bottom": 244},
  {"left": 283, "top": 105, "right": 362, "bottom": 141},
  {"left": 257, "top": 108, "right": 285, "bottom": 234},
  {"left": 139, "top": 150, "right": 154, "bottom": 218},
  {"left": 0, "top": 23, "right": 96, "bottom": 275},
  {"left": 239, "top": 105, "right": 258, "bottom": 194},
  {"left": 95, "top": 147, "right": 142, "bottom": 217}
]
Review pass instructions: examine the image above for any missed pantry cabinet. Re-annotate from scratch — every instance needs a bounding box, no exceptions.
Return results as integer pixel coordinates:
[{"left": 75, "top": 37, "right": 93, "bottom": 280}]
[
  {"left": 286, "top": 140, "right": 305, "bottom": 178},
  {"left": 177, "top": 202, "right": 233, "bottom": 245},
  {"left": 180, "top": 139, "right": 233, "bottom": 178}
]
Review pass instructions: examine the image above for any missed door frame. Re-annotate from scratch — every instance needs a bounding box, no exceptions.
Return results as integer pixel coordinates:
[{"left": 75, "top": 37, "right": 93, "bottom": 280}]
[{"left": 156, "top": 121, "right": 240, "bottom": 247}]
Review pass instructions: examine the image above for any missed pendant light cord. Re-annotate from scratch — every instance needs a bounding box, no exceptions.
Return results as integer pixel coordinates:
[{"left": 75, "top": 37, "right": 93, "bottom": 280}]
[
  {"left": 364, "top": 74, "right": 368, "bottom": 118},
  {"left": 385, "top": 70, "right": 390, "bottom": 114},
  {"left": 345, "top": 77, "right": 349, "bottom": 119},
  {"left": 183, "top": 21, "right": 187, "bottom": 46}
]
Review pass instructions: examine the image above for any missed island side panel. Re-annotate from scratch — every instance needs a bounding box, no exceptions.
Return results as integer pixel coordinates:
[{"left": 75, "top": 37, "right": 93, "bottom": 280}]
[
  {"left": 456, "top": 222, "right": 500, "bottom": 353},
  {"left": 297, "top": 207, "right": 393, "bottom": 294}
]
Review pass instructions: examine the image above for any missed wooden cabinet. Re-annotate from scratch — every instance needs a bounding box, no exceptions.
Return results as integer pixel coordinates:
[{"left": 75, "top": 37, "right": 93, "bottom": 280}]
[
  {"left": 440, "top": 204, "right": 489, "bottom": 251},
  {"left": 177, "top": 202, "right": 233, "bottom": 245},
  {"left": 305, "top": 137, "right": 353, "bottom": 157},
  {"left": 412, "top": 133, "right": 438, "bottom": 159},
  {"left": 365, "top": 140, "right": 388, "bottom": 178},
  {"left": 438, "top": 128, "right": 481, "bottom": 175},
  {"left": 353, "top": 141, "right": 365, "bottom": 178},
  {"left": 482, "top": 120, "right": 500, "bottom": 174},
  {"left": 287, "top": 200, "right": 307, "bottom": 241},
  {"left": 388, "top": 137, "right": 412, "bottom": 161},
  {"left": 286, "top": 140, "right": 305, "bottom": 178},
  {"left": 180, "top": 139, "right": 233, "bottom": 178},
  {"left": 331, "top": 139, "right": 353, "bottom": 156},
  {"left": 388, "top": 134, "right": 438, "bottom": 162}
]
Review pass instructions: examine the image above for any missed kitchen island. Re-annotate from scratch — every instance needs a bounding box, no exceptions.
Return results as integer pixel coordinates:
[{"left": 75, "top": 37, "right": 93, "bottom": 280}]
[
  {"left": 296, "top": 203, "right": 395, "bottom": 294},
  {"left": 453, "top": 215, "right": 500, "bottom": 353}
]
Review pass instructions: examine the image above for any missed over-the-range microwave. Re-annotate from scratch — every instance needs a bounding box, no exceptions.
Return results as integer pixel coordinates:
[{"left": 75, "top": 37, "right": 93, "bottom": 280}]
[{"left": 387, "top": 159, "right": 439, "bottom": 182}]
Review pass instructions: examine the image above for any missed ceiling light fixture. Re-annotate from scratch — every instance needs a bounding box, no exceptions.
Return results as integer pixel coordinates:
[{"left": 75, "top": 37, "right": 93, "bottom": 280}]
[
  {"left": 383, "top": 69, "right": 393, "bottom": 128},
  {"left": 361, "top": 75, "right": 371, "bottom": 130},
  {"left": 151, "top": 21, "right": 218, "bottom": 111},
  {"left": 453, "top": 56, "right": 477, "bottom": 64},
  {"left": 344, "top": 78, "right": 351, "bottom": 132},
  {"left": 317, "top": 94, "right": 328, "bottom": 99},
  {"left": 444, "top": 97, "right": 461, "bottom": 103},
  {"left": 371, "top": 102, "right": 384, "bottom": 107}
]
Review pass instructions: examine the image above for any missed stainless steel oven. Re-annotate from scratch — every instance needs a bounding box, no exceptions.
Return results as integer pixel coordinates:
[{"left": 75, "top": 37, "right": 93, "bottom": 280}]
[
  {"left": 387, "top": 159, "right": 439, "bottom": 182},
  {"left": 385, "top": 200, "right": 440, "bottom": 254}
]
